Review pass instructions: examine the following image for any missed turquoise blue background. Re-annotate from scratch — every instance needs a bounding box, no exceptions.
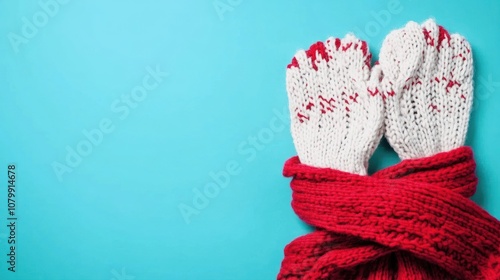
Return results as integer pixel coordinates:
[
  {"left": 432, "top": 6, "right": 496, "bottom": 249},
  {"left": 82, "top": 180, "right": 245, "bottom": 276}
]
[{"left": 1, "top": 1, "right": 499, "bottom": 279}]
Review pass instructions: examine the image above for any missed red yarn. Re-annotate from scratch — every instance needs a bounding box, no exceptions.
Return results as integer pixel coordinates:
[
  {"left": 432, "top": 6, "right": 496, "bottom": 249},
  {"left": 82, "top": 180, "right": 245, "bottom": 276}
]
[{"left": 278, "top": 147, "right": 500, "bottom": 280}]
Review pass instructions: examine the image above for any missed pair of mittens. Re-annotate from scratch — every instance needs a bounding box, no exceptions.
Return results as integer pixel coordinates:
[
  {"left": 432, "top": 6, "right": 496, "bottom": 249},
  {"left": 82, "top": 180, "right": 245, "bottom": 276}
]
[{"left": 286, "top": 19, "right": 473, "bottom": 171}]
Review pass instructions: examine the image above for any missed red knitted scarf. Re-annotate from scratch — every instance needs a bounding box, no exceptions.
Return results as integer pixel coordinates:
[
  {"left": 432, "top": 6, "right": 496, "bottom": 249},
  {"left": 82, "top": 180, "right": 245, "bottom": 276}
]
[{"left": 278, "top": 147, "right": 500, "bottom": 280}]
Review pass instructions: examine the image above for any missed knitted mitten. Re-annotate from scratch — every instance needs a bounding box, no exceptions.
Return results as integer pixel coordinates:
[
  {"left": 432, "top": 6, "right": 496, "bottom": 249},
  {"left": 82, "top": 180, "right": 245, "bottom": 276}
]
[
  {"left": 379, "top": 19, "right": 473, "bottom": 160},
  {"left": 286, "top": 35, "right": 384, "bottom": 175}
]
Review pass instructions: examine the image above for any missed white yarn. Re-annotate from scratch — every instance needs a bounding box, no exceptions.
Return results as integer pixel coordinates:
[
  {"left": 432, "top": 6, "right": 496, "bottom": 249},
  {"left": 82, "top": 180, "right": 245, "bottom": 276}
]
[
  {"left": 286, "top": 34, "right": 384, "bottom": 175},
  {"left": 379, "top": 19, "right": 474, "bottom": 160}
]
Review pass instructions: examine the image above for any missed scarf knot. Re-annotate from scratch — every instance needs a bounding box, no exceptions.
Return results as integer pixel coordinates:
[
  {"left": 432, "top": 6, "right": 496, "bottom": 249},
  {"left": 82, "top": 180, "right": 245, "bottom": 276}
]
[{"left": 279, "top": 147, "right": 500, "bottom": 280}]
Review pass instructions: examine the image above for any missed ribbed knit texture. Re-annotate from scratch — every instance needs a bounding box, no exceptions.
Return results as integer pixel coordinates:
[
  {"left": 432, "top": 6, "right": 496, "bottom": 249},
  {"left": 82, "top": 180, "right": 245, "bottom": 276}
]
[
  {"left": 380, "top": 20, "right": 473, "bottom": 160},
  {"left": 278, "top": 147, "right": 500, "bottom": 279},
  {"left": 286, "top": 34, "right": 384, "bottom": 175}
]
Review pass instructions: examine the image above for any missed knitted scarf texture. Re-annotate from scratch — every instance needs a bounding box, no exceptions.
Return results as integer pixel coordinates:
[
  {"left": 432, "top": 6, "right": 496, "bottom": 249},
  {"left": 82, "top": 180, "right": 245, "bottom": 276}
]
[{"left": 278, "top": 147, "right": 500, "bottom": 279}]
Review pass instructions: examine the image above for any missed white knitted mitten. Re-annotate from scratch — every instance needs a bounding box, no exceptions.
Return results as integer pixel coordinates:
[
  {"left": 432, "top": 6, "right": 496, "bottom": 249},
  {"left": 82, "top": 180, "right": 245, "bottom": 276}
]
[
  {"left": 286, "top": 35, "right": 384, "bottom": 175},
  {"left": 379, "top": 19, "right": 473, "bottom": 160}
]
